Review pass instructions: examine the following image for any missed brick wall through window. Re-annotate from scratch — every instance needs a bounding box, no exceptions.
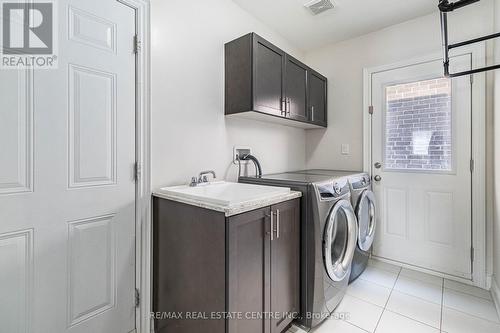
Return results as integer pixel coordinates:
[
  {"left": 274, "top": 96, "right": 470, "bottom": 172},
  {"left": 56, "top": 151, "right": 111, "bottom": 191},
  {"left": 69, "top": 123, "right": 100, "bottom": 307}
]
[{"left": 385, "top": 78, "right": 452, "bottom": 171}]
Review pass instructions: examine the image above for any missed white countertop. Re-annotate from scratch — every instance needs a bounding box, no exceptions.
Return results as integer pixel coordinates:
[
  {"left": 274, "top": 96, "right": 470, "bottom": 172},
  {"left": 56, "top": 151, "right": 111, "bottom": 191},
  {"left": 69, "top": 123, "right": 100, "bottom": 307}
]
[{"left": 153, "top": 181, "right": 302, "bottom": 217}]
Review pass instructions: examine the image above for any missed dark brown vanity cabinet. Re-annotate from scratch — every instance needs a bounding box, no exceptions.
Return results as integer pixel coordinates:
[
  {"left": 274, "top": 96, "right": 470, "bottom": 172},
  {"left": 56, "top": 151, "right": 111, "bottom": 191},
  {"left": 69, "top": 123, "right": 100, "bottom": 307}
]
[
  {"left": 153, "top": 197, "right": 300, "bottom": 333},
  {"left": 225, "top": 33, "right": 327, "bottom": 129}
]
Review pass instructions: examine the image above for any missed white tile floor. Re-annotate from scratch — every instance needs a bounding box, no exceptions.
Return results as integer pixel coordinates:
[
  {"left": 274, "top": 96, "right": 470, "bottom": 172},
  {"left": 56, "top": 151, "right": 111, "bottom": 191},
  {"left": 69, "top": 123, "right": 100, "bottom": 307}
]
[{"left": 290, "top": 259, "right": 500, "bottom": 333}]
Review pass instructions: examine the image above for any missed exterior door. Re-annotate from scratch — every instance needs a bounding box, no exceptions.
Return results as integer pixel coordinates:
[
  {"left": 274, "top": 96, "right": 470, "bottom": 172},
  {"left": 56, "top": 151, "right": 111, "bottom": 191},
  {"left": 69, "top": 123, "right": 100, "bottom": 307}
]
[
  {"left": 370, "top": 55, "right": 472, "bottom": 278},
  {"left": 285, "top": 55, "right": 308, "bottom": 122},
  {"left": 0, "top": 1, "right": 137, "bottom": 332}
]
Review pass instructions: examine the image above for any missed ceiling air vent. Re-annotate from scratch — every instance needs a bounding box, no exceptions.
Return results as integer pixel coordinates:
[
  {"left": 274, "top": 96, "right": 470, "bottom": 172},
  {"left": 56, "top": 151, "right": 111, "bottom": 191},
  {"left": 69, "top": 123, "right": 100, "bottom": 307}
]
[{"left": 304, "top": 0, "right": 334, "bottom": 15}]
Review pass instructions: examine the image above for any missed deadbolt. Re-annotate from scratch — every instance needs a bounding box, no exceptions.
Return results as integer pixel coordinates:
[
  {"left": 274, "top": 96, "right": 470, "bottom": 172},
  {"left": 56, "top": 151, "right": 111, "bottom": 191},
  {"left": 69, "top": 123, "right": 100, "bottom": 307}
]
[{"left": 374, "top": 162, "right": 382, "bottom": 169}]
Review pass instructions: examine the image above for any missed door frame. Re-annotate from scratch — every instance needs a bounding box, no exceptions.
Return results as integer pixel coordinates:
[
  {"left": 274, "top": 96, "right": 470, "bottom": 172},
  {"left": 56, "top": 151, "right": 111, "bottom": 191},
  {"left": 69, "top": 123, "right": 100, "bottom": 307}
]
[
  {"left": 115, "top": 0, "right": 151, "bottom": 332},
  {"left": 362, "top": 43, "right": 487, "bottom": 288}
]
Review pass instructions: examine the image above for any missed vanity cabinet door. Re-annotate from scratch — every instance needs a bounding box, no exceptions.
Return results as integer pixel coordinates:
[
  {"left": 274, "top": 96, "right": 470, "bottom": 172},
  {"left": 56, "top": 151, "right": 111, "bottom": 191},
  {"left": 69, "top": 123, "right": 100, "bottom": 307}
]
[
  {"left": 270, "top": 199, "right": 300, "bottom": 333},
  {"left": 227, "top": 207, "right": 271, "bottom": 333}
]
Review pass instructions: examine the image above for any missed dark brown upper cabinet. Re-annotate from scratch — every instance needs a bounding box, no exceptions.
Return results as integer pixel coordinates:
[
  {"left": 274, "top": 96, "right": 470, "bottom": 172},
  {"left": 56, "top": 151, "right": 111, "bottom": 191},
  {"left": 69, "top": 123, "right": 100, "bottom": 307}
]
[
  {"left": 225, "top": 33, "right": 327, "bottom": 129},
  {"left": 308, "top": 69, "right": 328, "bottom": 127},
  {"left": 285, "top": 55, "right": 308, "bottom": 122},
  {"left": 253, "top": 37, "right": 286, "bottom": 117}
]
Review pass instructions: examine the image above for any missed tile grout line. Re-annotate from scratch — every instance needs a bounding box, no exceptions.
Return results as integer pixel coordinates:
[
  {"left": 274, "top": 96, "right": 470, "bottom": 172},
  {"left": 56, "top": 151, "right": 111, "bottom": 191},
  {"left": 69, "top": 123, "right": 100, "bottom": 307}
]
[
  {"left": 443, "top": 286, "right": 493, "bottom": 301},
  {"left": 372, "top": 266, "right": 402, "bottom": 332},
  {"left": 341, "top": 320, "right": 372, "bottom": 333},
  {"left": 384, "top": 308, "right": 441, "bottom": 331},
  {"left": 441, "top": 303, "right": 500, "bottom": 325}
]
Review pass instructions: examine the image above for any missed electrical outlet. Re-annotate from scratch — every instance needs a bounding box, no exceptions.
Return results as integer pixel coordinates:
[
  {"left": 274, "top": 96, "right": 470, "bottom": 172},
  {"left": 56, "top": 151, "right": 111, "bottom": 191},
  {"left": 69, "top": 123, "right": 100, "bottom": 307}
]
[
  {"left": 233, "top": 146, "right": 252, "bottom": 164},
  {"left": 341, "top": 144, "right": 350, "bottom": 155}
]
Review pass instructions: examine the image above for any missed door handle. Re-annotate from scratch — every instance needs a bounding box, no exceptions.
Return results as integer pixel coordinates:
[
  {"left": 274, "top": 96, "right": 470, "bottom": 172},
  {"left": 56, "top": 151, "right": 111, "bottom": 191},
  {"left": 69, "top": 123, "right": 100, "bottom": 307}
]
[
  {"left": 270, "top": 211, "right": 274, "bottom": 240},
  {"left": 266, "top": 212, "right": 274, "bottom": 240},
  {"left": 374, "top": 175, "right": 382, "bottom": 182},
  {"left": 276, "top": 209, "right": 280, "bottom": 239},
  {"left": 374, "top": 162, "right": 382, "bottom": 169}
]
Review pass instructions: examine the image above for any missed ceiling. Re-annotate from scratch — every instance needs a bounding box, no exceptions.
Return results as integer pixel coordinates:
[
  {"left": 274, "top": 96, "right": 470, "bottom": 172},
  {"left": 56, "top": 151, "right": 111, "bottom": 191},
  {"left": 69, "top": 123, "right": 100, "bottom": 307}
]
[{"left": 232, "top": 0, "right": 438, "bottom": 51}]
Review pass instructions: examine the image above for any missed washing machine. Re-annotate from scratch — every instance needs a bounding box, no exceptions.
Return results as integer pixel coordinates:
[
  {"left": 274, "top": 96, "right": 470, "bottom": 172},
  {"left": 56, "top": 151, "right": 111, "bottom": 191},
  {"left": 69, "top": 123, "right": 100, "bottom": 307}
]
[
  {"left": 293, "top": 170, "right": 376, "bottom": 283},
  {"left": 238, "top": 172, "right": 358, "bottom": 329},
  {"left": 346, "top": 173, "right": 376, "bottom": 282}
]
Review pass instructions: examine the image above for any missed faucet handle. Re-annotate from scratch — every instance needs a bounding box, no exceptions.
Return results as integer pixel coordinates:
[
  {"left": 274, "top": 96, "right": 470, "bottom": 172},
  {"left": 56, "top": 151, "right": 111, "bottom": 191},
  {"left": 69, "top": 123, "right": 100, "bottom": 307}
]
[{"left": 189, "top": 176, "right": 198, "bottom": 187}]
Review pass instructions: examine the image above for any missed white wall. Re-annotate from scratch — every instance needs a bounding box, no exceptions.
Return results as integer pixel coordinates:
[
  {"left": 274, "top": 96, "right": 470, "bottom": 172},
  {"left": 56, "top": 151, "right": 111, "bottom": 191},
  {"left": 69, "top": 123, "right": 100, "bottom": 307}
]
[
  {"left": 151, "top": 0, "right": 306, "bottom": 187},
  {"left": 304, "top": 1, "right": 496, "bottom": 281}
]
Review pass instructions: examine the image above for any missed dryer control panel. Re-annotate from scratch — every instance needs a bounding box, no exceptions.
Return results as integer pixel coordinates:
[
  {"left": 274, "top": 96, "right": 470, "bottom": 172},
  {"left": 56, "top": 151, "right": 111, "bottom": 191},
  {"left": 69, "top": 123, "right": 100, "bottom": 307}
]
[{"left": 316, "top": 179, "right": 350, "bottom": 199}]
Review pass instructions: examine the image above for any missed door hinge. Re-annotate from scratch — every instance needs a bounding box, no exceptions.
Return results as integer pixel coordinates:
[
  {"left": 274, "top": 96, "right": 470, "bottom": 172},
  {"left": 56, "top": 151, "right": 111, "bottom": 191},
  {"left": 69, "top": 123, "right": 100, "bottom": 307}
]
[
  {"left": 470, "top": 158, "right": 474, "bottom": 173},
  {"left": 134, "top": 34, "right": 141, "bottom": 54},
  {"left": 134, "top": 161, "right": 141, "bottom": 182},
  {"left": 135, "top": 288, "right": 140, "bottom": 307},
  {"left": 470, "top": 247, "right": 475, "bottom": 262},
  {"left": 368, "top": 105, "right": 374, "bottom": 115},
  {"left": 470, "top": 74, "right": 474, "bottom": 85}
]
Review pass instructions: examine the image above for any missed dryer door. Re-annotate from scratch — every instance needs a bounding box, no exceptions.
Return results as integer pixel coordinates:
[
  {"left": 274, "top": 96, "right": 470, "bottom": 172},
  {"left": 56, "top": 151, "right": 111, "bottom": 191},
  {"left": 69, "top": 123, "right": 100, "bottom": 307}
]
[
  {"left": 323, "top": 199, "right": 358, "bottom": 282},
  {"left": 356, "top": 190, "right": 376, "bottom": 252}
]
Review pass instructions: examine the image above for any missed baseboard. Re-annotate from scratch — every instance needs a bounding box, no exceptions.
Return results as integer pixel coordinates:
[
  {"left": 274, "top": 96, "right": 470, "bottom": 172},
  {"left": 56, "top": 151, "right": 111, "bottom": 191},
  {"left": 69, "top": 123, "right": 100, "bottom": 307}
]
[{"left": 492, "top": 277, "right": 500, "bottom": 320}]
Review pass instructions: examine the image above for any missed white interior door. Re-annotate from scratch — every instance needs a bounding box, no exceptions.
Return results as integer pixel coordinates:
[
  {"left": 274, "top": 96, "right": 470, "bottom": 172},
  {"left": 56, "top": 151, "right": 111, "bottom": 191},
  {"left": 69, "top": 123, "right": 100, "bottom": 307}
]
[
  {"left": 370, "top": 55, "right": 473, "bottom": 279},
  {"left": 0, "top": 1, "right": 137, "bottom": 332}
]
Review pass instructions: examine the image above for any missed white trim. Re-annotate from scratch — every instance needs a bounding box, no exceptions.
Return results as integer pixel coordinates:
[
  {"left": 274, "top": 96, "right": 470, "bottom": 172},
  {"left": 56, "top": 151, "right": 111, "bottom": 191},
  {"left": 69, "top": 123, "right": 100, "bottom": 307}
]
[
  {"left": 363, "top": 43, "right": 487, "bottom": 288},
  {"left": 116, "top": 0, "right": 151, "bottom": 332},
  {"left": 492, "top": 276, "right": 500, "bottom": 319}
]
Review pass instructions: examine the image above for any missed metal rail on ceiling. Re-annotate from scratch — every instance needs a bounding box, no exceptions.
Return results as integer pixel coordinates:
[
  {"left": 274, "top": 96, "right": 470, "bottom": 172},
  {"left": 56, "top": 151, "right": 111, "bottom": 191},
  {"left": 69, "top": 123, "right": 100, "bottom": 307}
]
[{"left": 439, "top": 0, "right": 500, "bottom": 77}]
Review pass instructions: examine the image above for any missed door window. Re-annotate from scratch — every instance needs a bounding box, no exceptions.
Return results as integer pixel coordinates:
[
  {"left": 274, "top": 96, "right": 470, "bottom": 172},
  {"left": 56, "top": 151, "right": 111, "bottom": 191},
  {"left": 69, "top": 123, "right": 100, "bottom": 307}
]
[{"left": 384, "top": 78, "right": 452, "bottom": 172}]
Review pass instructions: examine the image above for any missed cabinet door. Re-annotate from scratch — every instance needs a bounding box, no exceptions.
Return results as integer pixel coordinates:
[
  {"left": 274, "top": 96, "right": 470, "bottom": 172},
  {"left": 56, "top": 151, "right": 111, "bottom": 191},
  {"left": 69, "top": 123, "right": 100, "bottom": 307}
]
[
  {"left": 308, "top": 70, "right": 327, "bottom": 127},
  {"left": 285, "top": 55, "right": 308, "bottom": 122},
  {"left": 228, "top": 207, "right": 271, "bottom": 333},
  {"left": 270, "top": 199, "right": 300, "bottom": 333},
  {"left": 253, "top": 36, "right": 286, "bottom": 117}
]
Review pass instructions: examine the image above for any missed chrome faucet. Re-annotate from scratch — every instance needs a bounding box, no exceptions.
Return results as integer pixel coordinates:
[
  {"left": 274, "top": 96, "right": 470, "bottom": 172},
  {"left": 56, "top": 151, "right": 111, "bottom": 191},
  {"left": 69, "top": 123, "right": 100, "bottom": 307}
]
[{"left": 189, "top": 170, "right": 217, "bottom": 186}]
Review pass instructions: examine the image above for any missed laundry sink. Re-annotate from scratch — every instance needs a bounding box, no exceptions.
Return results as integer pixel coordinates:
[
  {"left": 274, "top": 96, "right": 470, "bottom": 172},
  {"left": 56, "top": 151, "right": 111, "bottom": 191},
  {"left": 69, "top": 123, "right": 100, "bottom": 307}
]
[{"left": 155, "top": 181, "right": 291, "bottom": 207}]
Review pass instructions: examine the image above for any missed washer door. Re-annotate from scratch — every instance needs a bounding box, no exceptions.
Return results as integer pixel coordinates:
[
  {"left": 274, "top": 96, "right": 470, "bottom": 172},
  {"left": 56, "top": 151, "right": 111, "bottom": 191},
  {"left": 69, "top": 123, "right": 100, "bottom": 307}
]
[
  {"left": 356, "top": 190, "right": 376, "bottom": 252},
  {"left": 323, "top": 199, "right": 358, "bottom": 282}
]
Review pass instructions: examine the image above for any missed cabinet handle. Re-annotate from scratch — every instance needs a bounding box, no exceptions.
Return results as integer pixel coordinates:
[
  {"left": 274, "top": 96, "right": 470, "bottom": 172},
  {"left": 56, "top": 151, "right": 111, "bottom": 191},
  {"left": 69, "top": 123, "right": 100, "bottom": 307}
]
[
  {"left": 311, "top": 106, "right": 315, "bottom": 122},
  {"left": 270, "top": 211, "right": 274, "bottom": 241},
  {"left": 276, "top": 209, "right": 280, "bottom": 239}
]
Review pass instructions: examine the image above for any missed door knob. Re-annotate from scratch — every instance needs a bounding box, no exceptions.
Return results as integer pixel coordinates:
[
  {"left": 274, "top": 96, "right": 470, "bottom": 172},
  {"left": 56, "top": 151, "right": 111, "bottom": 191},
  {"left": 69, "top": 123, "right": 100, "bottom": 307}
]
[
  {"left": 374, "top": 162, "right": 382, "bottom": 169},
  {"left": 373, "top": 175, "right": 382, "bottom": 182}
]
